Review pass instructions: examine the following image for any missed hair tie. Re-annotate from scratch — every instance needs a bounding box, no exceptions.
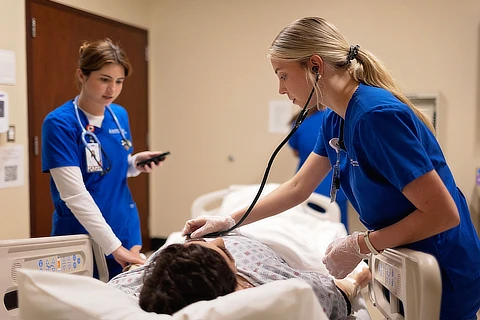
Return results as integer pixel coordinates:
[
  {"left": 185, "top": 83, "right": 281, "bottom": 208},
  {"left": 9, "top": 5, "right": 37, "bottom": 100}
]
[{"left": 346, "top": 44, "right": 360, "bottom": 63}]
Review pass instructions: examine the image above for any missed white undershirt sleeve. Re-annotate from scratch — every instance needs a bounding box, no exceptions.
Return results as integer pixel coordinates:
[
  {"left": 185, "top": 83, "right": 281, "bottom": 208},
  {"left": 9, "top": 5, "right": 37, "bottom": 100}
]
[
  {"left": 50, "top": 166, "right": 122, "bottom": 255},
  {"left": 127, "top": 153, "right": 141, "bottom": 178}
]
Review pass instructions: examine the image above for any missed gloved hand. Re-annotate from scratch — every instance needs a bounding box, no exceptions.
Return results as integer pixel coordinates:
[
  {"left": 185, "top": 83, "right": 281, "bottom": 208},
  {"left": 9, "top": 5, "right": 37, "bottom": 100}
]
[
  {"left": 181, "top": 215, "right": 236, "bottom": 239},
  {"left": 321, "top": 231, "right": 369, "bottom": 279}
]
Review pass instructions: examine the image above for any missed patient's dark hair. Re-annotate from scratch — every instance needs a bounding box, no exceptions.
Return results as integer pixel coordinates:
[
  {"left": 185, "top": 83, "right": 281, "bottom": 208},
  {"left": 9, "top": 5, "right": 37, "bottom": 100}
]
[{"left": 138, "top": 243, "right": 237, "bottom": 315}]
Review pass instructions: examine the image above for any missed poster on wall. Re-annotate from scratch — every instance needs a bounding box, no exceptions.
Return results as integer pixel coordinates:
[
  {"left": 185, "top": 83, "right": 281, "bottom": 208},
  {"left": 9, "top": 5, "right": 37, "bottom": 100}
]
[
  {"left": 0, "top": 91, "right": 9, "bottom": 133},
  {"left": 0, "top": 49, "right": 16, "bottom": 85},
  {"left": 407, "top": 94, "right": 438, "bottom": 133},
  {"left": 269, "top": 100, "right": 293, "bottom": 134},
  {"left": 0, "top": 144, "right": 24, "bottom": 189}
]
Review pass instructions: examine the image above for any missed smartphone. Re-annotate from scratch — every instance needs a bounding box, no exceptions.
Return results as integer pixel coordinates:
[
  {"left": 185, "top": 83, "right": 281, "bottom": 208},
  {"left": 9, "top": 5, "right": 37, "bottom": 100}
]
[{"left": 136, "top": 151, "right": 170, "bottom": 167}]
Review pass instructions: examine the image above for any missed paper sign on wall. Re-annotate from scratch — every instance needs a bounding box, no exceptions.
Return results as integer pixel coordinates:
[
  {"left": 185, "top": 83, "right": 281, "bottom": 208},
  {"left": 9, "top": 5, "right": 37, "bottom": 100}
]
[
  {"left": 0, "top": 144, "right": 24, "bottom": 189},
  {"left": 268, "top": 100, "right": 293, "bottom": 134},
  {"left": 0, "top": 50, "right": 16, "bottom": 85},
  {"left": 0, "top": 91, "right": 8, "bottom": 133}
]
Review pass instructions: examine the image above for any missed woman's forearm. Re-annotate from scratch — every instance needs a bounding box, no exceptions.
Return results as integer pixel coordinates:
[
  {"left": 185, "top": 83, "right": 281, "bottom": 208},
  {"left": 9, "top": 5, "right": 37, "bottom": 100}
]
[
  {"left": 359, "top": 207, "right": 459, "bottom": 254},
  {"left": 51, "top": 167, "right": 121, "bottom": 255},
  {"left": 359, "top": 170, "right": 460, "bottom": 253}
]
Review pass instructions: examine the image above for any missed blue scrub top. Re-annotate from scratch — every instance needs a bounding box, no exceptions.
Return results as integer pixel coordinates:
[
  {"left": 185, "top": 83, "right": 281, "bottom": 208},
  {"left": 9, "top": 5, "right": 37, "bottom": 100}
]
[
  {"left": 42, "top": 99, "right": 142, "bottom": 255},
  {"left": 313, "top": 84, "right": 480, "bottom": 293}
]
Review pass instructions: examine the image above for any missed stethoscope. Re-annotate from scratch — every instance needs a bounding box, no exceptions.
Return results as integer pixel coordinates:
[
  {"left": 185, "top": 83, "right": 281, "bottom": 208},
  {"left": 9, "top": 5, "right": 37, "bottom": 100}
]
[
  {"left": 74, "top": 96, "right": 132, "bottom": 175},
  {"left": 198, "top": 70, "right": 321, "bottom": 238},
  {"left": 328, "top": 120, "right": 345, "bottom": 203}
]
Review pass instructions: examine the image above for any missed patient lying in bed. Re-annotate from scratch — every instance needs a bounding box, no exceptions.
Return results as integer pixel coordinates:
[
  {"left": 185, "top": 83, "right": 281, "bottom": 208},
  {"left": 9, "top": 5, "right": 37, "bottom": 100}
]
[{"left": 108, "top": 234, "right": 370, "bottom": 320}]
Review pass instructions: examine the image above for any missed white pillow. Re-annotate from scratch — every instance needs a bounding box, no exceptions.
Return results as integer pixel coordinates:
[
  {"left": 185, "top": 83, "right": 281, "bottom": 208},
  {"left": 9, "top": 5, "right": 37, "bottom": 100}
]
[
  {"left": 18, "top": 269, "right": 328, "bottom": 320},
  {"left": 18, "top": 269, "right": 163, "bottom": 320}
]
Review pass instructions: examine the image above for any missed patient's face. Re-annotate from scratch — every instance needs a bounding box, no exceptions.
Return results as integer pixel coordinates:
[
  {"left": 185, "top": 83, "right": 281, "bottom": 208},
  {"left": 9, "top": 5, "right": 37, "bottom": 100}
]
[{"left": 186, "top": 238, "right": 236, "bottom": 273}]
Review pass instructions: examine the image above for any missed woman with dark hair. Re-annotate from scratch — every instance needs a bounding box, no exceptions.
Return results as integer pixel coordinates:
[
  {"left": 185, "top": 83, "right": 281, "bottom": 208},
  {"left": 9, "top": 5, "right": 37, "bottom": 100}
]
[
  {"left": 108, "top": 235, "right": 371, "bottom": 319},
  {"left": 42, "top": 38, "right": 166, "bottom": 279}
]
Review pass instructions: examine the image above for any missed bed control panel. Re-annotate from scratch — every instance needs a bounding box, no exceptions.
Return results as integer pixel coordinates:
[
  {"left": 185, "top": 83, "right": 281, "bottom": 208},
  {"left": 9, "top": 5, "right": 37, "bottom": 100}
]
[
  {"left": 375, "top": 259, "right": 402, "bottom": 296},
  {"left": 0, "top": 235, "right": 95, "bottom": 319},
  {"left": 23, "top": 252, "right": 85, "bottom": 273}
]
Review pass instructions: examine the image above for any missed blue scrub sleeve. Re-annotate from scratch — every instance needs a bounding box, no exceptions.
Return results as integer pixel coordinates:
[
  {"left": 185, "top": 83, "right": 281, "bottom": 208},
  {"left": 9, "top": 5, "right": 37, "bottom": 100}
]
[
  {"left": 42, "top": 114, "right": 81, "bottom": 172},
  {"left": 313, "top": 121, "right": 327, "bottom": 157},
  {"left": 355, "top": 109, "right": 434, "bottom": 190},
  {"left": 130, "top": 215, "right": 142, "bottom": 248}
]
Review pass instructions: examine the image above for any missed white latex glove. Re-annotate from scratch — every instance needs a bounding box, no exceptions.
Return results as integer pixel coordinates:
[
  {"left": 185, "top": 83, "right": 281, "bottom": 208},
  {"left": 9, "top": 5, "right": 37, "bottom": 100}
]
[
  {"left": 181, "top": 215, "right": 236, "bottom": 238},
  {"left": 321, "top": 231, "right": 369, "bottom": 279}
]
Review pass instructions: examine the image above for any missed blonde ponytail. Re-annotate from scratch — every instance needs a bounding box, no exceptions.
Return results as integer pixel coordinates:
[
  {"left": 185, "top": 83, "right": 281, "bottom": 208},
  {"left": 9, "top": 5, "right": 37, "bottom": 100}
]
[
  {"left": 351, "top": 48, "right": 435, "bottom": 133},
  {"left": 268, "top": 17, "right": 435, "bottom": 134}
]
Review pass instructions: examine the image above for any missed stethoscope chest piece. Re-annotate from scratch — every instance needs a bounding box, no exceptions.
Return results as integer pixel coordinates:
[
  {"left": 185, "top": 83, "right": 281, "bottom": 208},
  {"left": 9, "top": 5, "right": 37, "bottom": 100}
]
[{"left": 329, "top": 138, "right": 341, "bottom": 152}]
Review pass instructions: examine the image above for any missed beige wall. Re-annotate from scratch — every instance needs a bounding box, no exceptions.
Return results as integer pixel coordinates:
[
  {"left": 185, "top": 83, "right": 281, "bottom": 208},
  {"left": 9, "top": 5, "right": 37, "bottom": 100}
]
[
  {"left": 1, "top": 0, "right": 480, "bottom": 240},
  {"left": 0, "top": 0, "right": 29, "bottom": 239},
  {"left": 150, "top": 0, "right": 480, "bottom": 237}
]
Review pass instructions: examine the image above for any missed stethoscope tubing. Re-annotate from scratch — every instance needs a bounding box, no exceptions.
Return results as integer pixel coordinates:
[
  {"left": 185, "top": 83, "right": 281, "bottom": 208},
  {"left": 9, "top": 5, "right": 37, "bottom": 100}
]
[
  {"left": 73, "top": 96, "right": 131, "bottom": 152},
  {"left": 200, "top": 72, "right": 320, "bottom": 238}
]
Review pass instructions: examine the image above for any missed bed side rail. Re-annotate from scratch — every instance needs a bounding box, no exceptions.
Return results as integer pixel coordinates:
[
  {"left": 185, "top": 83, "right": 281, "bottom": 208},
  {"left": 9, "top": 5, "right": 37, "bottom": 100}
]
[
  {"left": 368, "top": 248, "right": 441, "bottom": 320},
  {"left": 0, "top": 234, "right": 108, "bottom": 319}
]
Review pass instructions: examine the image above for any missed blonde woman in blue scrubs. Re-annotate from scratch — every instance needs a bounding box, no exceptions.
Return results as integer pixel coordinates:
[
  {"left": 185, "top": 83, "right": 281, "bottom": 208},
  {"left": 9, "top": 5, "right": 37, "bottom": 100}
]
[{"left": 182, "top": 17, "right": 480, "bottom": 319}]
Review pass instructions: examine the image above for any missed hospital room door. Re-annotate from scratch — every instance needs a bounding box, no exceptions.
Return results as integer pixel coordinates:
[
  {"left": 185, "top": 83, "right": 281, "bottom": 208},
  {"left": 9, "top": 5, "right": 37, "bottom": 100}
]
[{"left": 26, "top": 0, "right": 151, "bottom": 251}]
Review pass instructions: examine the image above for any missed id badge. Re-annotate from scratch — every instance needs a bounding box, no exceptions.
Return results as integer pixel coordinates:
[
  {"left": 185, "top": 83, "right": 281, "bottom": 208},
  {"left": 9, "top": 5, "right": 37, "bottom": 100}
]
[{"left": 85, "top": 143, "right": 103, "bottom": 173}]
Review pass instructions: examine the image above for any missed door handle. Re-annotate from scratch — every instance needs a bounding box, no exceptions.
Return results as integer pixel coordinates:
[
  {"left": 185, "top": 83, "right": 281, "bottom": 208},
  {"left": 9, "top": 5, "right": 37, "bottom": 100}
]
[{"left": 34, "top": 135, "right": 39, "bottom": 156}]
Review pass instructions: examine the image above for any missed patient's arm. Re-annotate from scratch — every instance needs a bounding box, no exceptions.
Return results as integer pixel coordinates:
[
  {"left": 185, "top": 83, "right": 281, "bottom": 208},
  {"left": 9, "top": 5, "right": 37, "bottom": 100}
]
[{"left": 334, "top": 267, "right": 371, "bottom": 302}]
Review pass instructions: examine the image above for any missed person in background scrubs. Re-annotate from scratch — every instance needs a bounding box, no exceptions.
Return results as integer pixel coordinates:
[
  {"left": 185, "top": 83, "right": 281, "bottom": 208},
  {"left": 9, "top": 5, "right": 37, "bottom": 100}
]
[
  {"left": 288, "top": 108, "right": 349, "bottom": 232},
  {"left": 182, "top": 17, "right": 480, "bottom": 319},
  {"left": 42, "top": 38, "right": 165, "bottom": 279}
]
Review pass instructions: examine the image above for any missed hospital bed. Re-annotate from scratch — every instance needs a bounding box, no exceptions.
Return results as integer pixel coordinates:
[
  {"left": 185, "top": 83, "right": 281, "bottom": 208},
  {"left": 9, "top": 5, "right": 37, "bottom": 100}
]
[{"left": 7, "top": 183, "right": 441, "bottom": 319}]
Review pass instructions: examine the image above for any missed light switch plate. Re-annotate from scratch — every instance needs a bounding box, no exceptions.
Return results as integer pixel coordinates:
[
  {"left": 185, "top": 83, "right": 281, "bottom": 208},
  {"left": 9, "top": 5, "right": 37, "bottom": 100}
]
[{"left": 7, "top": 125, "right": 15, "bottom": 142}]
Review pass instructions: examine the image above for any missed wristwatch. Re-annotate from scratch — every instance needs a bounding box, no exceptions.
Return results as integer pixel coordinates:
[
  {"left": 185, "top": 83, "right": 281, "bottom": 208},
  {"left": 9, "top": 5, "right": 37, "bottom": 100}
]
[{"left": 363, "top": 230, "right": 382, "bottom": 255}]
